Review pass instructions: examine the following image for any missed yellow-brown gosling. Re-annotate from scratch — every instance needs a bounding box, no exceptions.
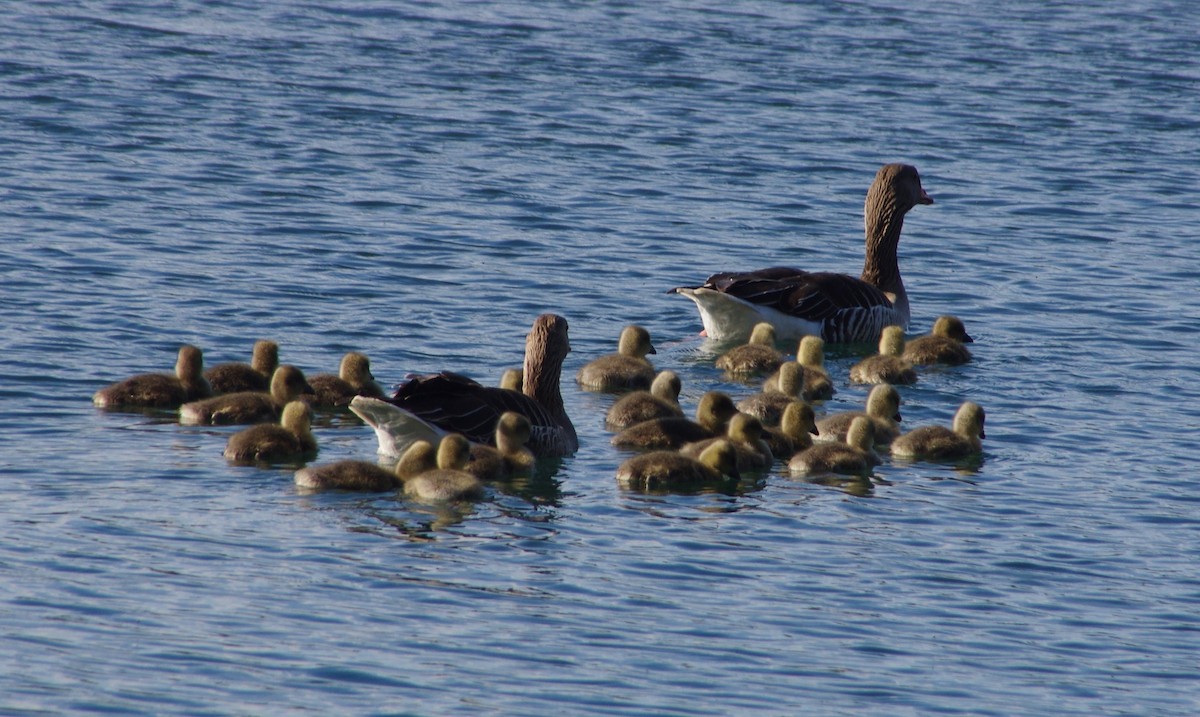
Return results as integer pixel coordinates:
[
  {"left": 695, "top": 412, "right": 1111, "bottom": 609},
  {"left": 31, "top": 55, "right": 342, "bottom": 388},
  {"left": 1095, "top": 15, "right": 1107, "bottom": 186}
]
[
  {"left": 615, "top": 439, "right": 741, "bottom": 492},
  {"left": 605, "top": 370, "right": 684, "bottom": 430},
  {"left": 93, "top": 344, "right": 212, "bottom": 409},
  {"left": 293, "top": 439, "right": 438, "bottom": 493},
  {"left": 789, "top": 416, "right": 877, "bottom": 476},
  {"left": 891, "top": 401, "right": 986, "bottom": 460},
  {"left": 611, "top": 390, "right": 738, "bottom": 450},
  {"left": 903, "top": 315, "right": 973, "bottom": 366},
  {"left": 576, "top": 324, "right": 656, "bottom": 392},
  {"left": 816, "top": 384, "right": 902, "bottom": 445},
  {"left": 715, "top": 322, "right": 785, "bottom": 377},
  {"left": 304, "top": 351, "right": 386, "bottom": 408},
  {"left": 224, "top": 400, "right": 317, "bottom": 464},
  {"left": 403, "top": 434, "right": 485, "bottom": 501},
  {"left": 205, "top": 340, "right": 279, "bottom": 395},
  {"left": 465, "top": 411, "right": 536, "bottom": 481},
  {"left": 849, "top": 325, "right": 917, "bottom": 385},
  {"left": 180, "top": 365, "right": 313, "bottom": 425},
  {"left": 763, "top": 401, "right": 818, "bottom": 457},
  {"left": 679, "top": 412, "right": 773, "bottom": 472},
  {"left": 739, "top": 361, "right": 803, "bottom": 427}
]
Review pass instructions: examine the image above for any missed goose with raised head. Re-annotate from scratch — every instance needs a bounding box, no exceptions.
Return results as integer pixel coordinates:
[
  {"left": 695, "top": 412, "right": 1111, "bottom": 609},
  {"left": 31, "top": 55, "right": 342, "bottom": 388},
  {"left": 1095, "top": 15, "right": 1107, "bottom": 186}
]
[
  {"left": 605, "top": 370, "right": 685, "bottom": 430},
  {"left": 615, "top": 439, "right": 741, "bottom": 492},
  {"left": 816, "top": 384, "right": 903, "bottom": 445},
  {"left": 672, "top": 163, "right": 934, "bottom": 343},
  {"left": 224, "top": 400, "right": 317, "bottom": 464},
  {"left": 93, "top": 344, "right": 212, "bottom": 409},
  {"left": 350, "top": 314, "right": 578, "bottom": 458},
  {"left": 789, "top": 416, "right": 878, "bottom": 476},
  {"left": 611, "top": 390, "right": 738, "bottom": 451},
  {"left": 465, "top": 411, "right": 536, "bottom": 481},
  {"left": 576, "top": 324, "right": 657, "bottom": 392},
  {"left": 205, "top": 340, "right": 279, "bottom": 395},
  {"left": 891, "top": 401, "right": 986, "bottom": 460},
  {"left": 680, "top": 413, "right": 773, "bottom": 472},
  {"left": 849, "top": 325, "right": 917, "bottom": 385},
  {"left": 304, "top": 351, "right": 386, "bottom": 408},
  {"left": 180, "top": 365, "right": 313, "bottom": 425},
  {"left": 715, "top": 322, "right": 785, "bottom": 377},
  {"left": 903, "top": 315, "right": 974, "bottom": 366}
]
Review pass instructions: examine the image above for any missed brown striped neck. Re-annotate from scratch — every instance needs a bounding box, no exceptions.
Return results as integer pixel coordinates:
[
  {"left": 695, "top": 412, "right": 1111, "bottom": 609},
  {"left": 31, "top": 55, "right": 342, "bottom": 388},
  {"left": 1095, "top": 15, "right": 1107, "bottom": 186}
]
[
  {"left": 523, "top": 314, "right": 574, "bottom": 431},
  {"left": 859, "top": 193, "right": 907, "bottom": 295}
]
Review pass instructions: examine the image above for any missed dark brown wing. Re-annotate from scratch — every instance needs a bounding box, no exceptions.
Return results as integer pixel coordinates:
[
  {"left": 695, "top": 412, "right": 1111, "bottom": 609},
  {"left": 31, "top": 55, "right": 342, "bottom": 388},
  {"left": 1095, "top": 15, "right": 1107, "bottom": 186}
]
[
  {"left": 698, "top": 268, "right": 894, "bottom": 323},
  {"left": 388, "top": 371, "right": 558, "bottom": 445}
]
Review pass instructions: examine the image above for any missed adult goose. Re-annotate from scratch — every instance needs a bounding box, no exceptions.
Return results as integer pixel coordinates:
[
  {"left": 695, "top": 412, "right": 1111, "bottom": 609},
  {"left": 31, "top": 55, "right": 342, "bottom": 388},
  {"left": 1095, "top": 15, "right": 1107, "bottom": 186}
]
[
  {"left": 350, "top": 314, "right": 578, "bottom": 458},
  {"left": 672, "top": 163, "right": 933, "bottom": 343}
]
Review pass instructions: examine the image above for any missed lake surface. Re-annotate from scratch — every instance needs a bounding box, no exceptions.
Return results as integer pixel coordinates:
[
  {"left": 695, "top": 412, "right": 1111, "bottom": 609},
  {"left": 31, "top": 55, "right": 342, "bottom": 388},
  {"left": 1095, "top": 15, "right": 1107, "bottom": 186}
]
[{"left": 2, "top": 1, "right": 1199, "bottom": 714}]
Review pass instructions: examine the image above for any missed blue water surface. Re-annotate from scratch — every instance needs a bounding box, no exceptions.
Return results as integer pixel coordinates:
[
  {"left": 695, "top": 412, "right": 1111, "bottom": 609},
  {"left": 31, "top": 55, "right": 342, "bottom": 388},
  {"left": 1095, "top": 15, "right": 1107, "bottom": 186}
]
[{"left": 2, "top": 1, "right": 1199, "bottom": 714}]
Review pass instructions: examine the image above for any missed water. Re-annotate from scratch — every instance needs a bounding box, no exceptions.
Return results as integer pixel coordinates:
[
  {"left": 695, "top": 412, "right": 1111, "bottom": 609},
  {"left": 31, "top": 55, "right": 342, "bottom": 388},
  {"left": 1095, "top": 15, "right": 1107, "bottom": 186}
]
[{"left": 2, "top": 0, "right": 1199, "bottom": 714}]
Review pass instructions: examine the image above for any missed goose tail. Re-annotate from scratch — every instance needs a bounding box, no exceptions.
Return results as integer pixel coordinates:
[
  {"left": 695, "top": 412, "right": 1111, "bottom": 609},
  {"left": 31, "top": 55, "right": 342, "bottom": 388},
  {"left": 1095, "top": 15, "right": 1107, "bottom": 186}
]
[{"left": 350, "top": 396, "right": 446, "bottom": 458}]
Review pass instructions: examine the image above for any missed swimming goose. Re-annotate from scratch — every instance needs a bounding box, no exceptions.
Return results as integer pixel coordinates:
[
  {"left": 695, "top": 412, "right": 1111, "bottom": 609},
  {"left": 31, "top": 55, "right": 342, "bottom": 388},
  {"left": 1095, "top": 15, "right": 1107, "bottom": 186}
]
[
  {"left": 224, "top": 400, "right": 317, "bottom": 464},
  {"left": 680, "top": 412, "right": 773, "bottom": 472},
  {"left": 93, "top": 344, "right": 212, "bottom": 409},
  {"left": 205, "top": 340, "right": 279, "bottom": 395},
  {"left": 615, "top": 439, "right": 741, "bottom": 492},
  {"left": 403, "top": 434, "right": 485, "bottom": 501},
  {"left": 611, "top": 390, "right": 738, "bottom": 450},
  {"left": 465, "top": 411, "right": 536, "bottom": 481},
  {"left": 789, "top": 416, "right": 878, "bottom": 476},
  {"left": 715, "top": 322, "right": 785, "bottom": 376},
  {"left": 796, "top": 335, "right": 836, "bottom": 401},
  {"left": 605, "top": 370, "right": 685, "bottom": 430},
  {"left": 293, "top": 438, "right": 440, "bottom": 493},
  {"left": 350, "top": 314, "right": 578, "bottom": 458},
  {"left": 891, "top": 401, "right": 986, "bottom": 460},
  {"left": 180, "top": 365, "right": 313, "bottom": 425},
  {"left": 304, "top": 351, "right": 386, "bottom": 408},
  {"left": 763, "top": 400, "right": 818, "bottom": 457},
  {"left": 498, "top": 368, "right": 523, "bottom": 391},
  {"left": 739, "top": 361, "right": 803, "bottom": 427},
  {"left": 816, "top": 384, "right": 902, "bottom": 445},
  {"left": 672, "top": 163, "right": 934, "bottom": 343},
  {"left": 849, "top": 325, "right": 918, "bottom": 385},
  {"left": 903, "top": 315, "right": 974, "bottom": 366},
  {"left": 576, "top": 324, "right": 657, "bottom": 392}
]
